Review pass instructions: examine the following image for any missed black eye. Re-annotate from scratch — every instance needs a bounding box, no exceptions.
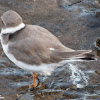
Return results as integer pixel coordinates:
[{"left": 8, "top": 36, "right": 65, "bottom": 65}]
[
  {"left": 1, "top": 20, "right": 5, "bottom": 28},
  {"left": 1, "top": 20, "right": 4, "bottom": 25}
]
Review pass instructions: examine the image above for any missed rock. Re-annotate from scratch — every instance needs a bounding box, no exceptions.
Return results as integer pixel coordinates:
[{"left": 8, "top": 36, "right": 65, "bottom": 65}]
[
  {"left": 57, "top": 0, "right": 84, "bottom": 7},
  {"left": 95, "top": 38, "right": 100, "bottom": 49},
  {"left": 16, "top": 93, "right": 34, "bottom": 100},
  {"left": 95, "top": 0, "right": 100, "bottom": 6}
]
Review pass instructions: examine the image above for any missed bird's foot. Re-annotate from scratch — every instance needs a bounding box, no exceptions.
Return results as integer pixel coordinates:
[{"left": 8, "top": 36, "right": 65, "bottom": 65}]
[
  {"left": 29, "top": 83, "right": 38, "bottom": 91},
  {"left": 29, "top": 83, "right": 38, "bottom": 89}
]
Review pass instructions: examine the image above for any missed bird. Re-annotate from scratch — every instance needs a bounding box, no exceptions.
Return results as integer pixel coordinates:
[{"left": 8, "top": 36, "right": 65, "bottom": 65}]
[{"left": 0, "top": 10, "right": 95, "bottom": 88}]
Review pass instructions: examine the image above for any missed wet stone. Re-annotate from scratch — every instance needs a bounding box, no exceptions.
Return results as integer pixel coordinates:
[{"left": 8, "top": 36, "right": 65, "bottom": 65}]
[
  {"left": 95, "top": 0, "right": 100, "bottom": 7},
  {"left": 0, "top": 67, "right": 31, "bottom": 80},
  {"left": 57, "top": 0, "right": 84, "bottom": 7},
  {"left": 63, "top": 91, "right": 83, "bottom": 99},
  {"left": 95, "top": 38, "right": 100, "bottom": 49},
  {"left": 16, "top": 93, "right": 34, "bottom": 100}
]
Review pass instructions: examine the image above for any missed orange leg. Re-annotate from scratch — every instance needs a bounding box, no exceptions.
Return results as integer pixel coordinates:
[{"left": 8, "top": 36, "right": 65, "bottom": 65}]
[{"left": 32, "top": 72, "right": 37, "bottom": 88}]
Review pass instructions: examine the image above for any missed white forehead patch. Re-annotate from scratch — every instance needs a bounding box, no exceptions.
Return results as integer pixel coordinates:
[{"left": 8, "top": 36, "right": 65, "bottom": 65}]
[
  {"left": 49, "top": 48, "right": 55, "bottom": 51},
  {"left": 1, "top": 23, "right": 25, "bottom": 34}
]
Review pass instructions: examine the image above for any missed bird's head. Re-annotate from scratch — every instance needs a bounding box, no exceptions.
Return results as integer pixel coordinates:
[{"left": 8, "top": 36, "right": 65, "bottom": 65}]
[{"left": 1, "top": 10, "right": 25, "bottom": 34}]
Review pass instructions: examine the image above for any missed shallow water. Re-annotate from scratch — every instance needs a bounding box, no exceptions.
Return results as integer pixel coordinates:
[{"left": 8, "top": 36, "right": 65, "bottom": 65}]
[{"left": 0, "top": 0, "right": 100, "bottom": 100}]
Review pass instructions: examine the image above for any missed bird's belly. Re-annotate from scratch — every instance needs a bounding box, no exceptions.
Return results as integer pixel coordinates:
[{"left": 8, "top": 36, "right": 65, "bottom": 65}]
[{"left": 1, "top": 43, "right": 58, "bottom": 75}]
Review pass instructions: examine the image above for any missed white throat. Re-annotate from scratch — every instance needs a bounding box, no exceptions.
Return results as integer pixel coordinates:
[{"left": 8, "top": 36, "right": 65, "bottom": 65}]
[{"left": 1, "top": 23, "right": 25, "bottom": 34}]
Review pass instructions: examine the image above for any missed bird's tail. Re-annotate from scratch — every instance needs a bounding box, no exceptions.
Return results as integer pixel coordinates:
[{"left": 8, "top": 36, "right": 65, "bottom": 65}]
[
  {"left": 53, "top": 50, "right": 96, "bottom": 61},
  {"left": 70, "top": 53, "right": 95, "bottom": 61},
  {"left": 66, "top": 50, "right": 96, "bottom": 61}
]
